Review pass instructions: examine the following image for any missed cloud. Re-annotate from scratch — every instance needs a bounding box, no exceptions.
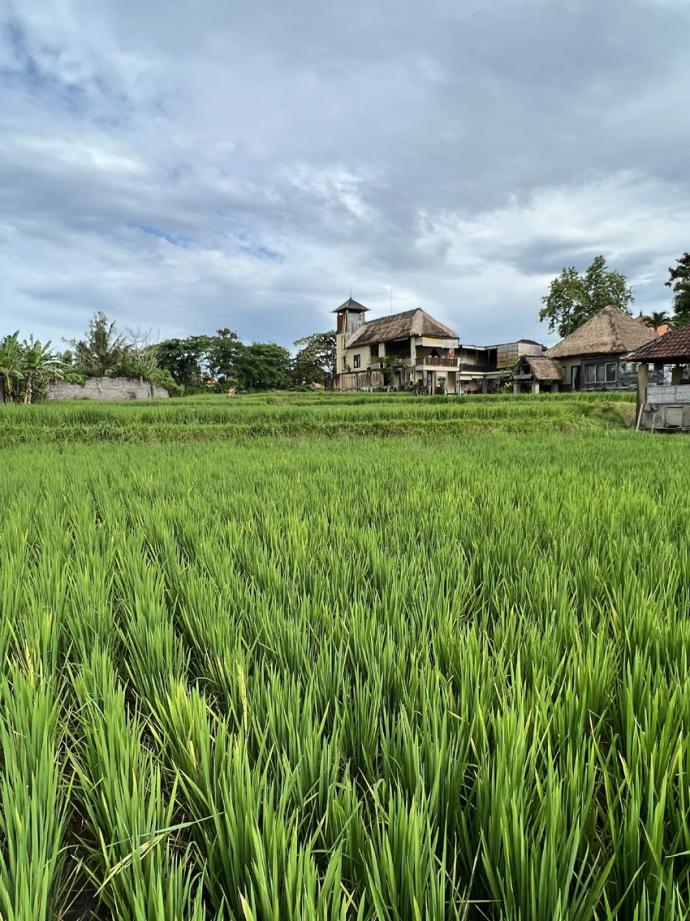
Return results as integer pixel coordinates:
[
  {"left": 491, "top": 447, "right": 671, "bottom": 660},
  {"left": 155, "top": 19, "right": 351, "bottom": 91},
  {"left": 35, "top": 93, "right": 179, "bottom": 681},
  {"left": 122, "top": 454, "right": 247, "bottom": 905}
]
[{"left": 2, "top": 0, "right": 689, "bottom": 348}]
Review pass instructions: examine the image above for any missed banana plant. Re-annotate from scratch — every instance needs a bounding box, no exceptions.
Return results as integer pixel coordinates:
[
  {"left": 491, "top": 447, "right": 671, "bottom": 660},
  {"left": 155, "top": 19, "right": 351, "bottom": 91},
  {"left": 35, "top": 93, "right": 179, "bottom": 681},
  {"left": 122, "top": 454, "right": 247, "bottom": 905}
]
[
  {"left": 0, "top": 332, "right": 23, "bottom": 403},
  {"left": 19, "top": 337, "right": 65, "bottom": 404}
]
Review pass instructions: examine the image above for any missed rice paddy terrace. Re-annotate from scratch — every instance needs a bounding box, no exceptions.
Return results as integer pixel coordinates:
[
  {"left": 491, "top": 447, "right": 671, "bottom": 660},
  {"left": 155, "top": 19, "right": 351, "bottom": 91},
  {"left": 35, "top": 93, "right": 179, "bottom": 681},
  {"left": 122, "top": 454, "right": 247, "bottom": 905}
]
[{"left": 1, "top": 392, "right": 689, "bottom": 919}]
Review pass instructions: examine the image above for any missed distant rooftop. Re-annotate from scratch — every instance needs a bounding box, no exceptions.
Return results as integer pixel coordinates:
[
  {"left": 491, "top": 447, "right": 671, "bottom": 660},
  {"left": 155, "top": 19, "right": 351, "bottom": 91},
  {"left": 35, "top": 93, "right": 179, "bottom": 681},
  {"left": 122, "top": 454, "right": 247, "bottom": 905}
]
[
  {"left": 461, "top": 339, "right": 545, "bottom": 351},
  {"left": 332, "top": 297, "right": 369, "bottom": 314},
  {"left": 626, "top": 323, "right": 690, "bottom": 364}
]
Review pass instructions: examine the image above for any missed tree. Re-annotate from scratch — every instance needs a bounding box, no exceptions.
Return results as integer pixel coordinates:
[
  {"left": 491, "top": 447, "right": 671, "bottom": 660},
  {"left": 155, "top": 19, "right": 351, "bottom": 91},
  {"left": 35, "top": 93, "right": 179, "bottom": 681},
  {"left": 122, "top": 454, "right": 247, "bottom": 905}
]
[
  {"left": 666, "top": 252, "right": 690, "bottom": 327},
  {"left": 207, "top": 328, "right": 243, "bottom": 385},
  {"left": 124, "top": 326, "right": 161, "bottom": 379},
  {"left": 539, "top": 255, "right": 634, "bottom": 337},
  {"left": 19, "top": 337, "right": 65, "bottom": 403},
  {"left": 0, "top": 333, "right": 23, "bottom": 404},
  {"left": 236, "top": 343, "right": 292, "bottom": 390},
  {"left": 292, "top": 331, "right": 336, "bottom": 386},
  {"left": 156, "top": 336, "right": 213, "bottom": 390},
  {"left": 69, "top": 312, "right": 129, "bottom": 376}
]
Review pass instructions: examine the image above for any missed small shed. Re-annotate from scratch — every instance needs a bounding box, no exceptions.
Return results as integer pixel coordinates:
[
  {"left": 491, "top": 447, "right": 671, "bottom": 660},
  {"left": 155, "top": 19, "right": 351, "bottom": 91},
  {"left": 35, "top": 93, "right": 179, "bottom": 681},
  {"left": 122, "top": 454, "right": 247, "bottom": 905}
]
[
  {"left": 512, "top": 355, "right": 562, "bottom": 393},
  {"left": 626, "top": 324, "right": 690, "bottom": 432}
]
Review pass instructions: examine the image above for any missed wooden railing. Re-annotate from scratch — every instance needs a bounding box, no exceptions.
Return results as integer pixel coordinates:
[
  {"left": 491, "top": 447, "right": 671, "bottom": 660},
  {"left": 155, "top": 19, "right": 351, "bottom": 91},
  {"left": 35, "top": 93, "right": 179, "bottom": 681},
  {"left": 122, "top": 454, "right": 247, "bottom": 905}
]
[
  {"left": 415, "top": 356, "right": 457, "bottom": 368},
  {"left": 366, "top": 355, "right": 458, "bottom": 369},
  {"left": 369, "top": 358, "right": 413, "bottom": 369}
]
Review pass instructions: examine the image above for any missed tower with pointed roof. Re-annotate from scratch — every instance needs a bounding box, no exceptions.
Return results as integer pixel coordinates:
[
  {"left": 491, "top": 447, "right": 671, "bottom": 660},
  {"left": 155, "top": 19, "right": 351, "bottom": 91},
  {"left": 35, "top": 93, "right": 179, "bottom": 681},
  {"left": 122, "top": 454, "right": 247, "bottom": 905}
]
[{"left": 333, "top": 297, "right": 369, "bottom": 386}]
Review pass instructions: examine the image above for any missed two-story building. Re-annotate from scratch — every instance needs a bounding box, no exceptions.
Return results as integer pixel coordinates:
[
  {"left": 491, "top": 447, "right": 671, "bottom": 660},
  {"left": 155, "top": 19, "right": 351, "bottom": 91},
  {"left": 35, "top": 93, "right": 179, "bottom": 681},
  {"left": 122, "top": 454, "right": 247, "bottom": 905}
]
[{"left": 334, "top": 298, "right": 460, "bottom": 393}]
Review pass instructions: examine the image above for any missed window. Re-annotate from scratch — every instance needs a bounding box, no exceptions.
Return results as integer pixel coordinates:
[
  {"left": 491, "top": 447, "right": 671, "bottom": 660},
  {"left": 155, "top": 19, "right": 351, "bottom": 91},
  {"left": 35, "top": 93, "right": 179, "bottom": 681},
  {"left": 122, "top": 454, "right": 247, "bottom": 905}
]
[
  {"left": 371, "top": 344, "right": 379, "bottom": 358},
  {"left": 353, "top": 354, "right": 361, "bottom": 369},
  {"left": 584, "top": 361, "right": 616, "bottom": 385}
]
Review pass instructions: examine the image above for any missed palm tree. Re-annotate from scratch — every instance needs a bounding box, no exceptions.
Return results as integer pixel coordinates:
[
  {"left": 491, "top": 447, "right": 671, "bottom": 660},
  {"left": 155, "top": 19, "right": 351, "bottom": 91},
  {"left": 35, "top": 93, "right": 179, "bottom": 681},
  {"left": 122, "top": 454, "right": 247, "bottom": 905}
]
[
  {"left": 640, "top": 310, "right": 671, "bottom": 330},
  {"left": 0, "top": 333, "right": 23, "bottom": 404},
  {"left": 20, "top": 338, "right": 65, "bottom": 404},
  {"left": 69, "top": 312, "right": 128, "bottom": 376}
]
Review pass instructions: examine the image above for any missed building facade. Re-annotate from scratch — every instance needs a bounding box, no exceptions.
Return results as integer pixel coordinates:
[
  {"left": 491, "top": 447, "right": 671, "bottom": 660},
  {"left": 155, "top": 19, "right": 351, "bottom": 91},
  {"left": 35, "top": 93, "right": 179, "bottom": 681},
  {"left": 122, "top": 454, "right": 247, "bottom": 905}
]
[
  {"left": 458, "top": 340, "right": 545, "bottom": 393},
  {"left": 333, "top": 297, "right": 549, "bottom": 394},
  {"left": 334, "top": 299, "right": 460, "bottom": 393}
]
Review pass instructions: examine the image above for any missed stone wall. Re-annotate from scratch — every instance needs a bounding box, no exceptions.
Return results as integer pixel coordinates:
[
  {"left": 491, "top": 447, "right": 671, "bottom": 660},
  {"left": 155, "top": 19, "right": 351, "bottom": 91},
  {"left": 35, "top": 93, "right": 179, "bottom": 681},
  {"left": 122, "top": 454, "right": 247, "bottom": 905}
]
[
  {"left": 640, "top": 383, "right": 690, "bottom": 432},
  {"left": 46, "top": 377, "right": 169, "bottom": 401}
]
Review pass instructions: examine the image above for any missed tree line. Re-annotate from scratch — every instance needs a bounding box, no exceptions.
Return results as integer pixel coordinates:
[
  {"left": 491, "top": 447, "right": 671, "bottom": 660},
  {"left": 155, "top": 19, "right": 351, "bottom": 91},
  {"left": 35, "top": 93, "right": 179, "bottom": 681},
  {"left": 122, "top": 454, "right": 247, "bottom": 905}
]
[
  {"left": 539, "top": 251, "right": 690, "bottom": 338},
  {"left": 3, "top": 250, "right": 689, "bottom": 402},
  {"left": 0, "top": 312, "right": 336, "bottom": 403},
  {"left": 157, "top": 329, "right": 335, "bottom": 392}
]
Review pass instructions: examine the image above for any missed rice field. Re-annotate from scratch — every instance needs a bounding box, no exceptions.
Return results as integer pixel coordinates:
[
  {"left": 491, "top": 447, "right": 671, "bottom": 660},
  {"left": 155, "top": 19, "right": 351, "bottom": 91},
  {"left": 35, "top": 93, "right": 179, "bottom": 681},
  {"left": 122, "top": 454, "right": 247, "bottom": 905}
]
[
  {"left": 1, "top": 391, "right": 634, "bottom": 443},
  {"left": 1, "top": 394, "right": 689, "bottom": 919}
]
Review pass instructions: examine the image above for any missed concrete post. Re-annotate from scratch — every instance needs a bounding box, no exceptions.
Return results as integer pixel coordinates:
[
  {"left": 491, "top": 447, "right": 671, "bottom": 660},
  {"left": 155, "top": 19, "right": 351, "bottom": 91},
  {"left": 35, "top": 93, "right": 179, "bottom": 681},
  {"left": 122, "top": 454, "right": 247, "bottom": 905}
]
[
  {"left": 513, "top": 381, "right": 520, "bottom": 394},
  {"left": 532, "top": 381, "right": 540, "bottom": 394},
  {"left": 637, "top": 363, "right": 649, "bottom": 417},
  {"left": 481, "top": 379, "right": 488, "bottom": 395}
]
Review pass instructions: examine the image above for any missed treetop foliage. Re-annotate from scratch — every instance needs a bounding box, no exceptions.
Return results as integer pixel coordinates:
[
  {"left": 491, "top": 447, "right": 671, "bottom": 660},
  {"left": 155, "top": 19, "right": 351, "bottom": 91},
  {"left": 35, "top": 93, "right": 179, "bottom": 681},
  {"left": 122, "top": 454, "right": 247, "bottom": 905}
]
[
  {"left": 666, "top": 252, "right": 690, "bottom": 327},
  {"left": 540, "top": 255, "right": 634, "bottom": 338}
]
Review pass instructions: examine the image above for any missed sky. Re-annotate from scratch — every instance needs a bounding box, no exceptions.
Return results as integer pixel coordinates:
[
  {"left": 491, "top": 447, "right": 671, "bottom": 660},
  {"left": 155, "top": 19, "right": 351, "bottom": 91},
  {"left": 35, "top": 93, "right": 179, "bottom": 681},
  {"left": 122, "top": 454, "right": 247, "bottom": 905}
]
[{"left": 1, "top": 0, "right": 689, "bottom": 349}]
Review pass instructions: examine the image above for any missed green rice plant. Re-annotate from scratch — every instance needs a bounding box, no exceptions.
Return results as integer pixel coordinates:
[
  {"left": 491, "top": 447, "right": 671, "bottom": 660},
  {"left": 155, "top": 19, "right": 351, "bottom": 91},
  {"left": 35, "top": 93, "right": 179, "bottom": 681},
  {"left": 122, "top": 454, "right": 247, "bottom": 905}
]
[
  {"left": 1, "top": 400, "right": 690, "bottom": 919},
  {"left": 71, "top": 648, "right": 206, "bottom": 920},
  {"left": 0, "top": 666, "right": 67, "bottom": 921}
]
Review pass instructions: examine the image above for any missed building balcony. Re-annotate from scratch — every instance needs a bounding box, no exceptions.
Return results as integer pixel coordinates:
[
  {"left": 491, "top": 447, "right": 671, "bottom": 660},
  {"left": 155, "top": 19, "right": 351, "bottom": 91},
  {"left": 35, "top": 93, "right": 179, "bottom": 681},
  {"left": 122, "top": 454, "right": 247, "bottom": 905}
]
[
  {"left": 369, "top": 357, "right": 413, "bottom": 369},
  {"left": 415, "top": 356, "right": 458, "bottom": 368}
]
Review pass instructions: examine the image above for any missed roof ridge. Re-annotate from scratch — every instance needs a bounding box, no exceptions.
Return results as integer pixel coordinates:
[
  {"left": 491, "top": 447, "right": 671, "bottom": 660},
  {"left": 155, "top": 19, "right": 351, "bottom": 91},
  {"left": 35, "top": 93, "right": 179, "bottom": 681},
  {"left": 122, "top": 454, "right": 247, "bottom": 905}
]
[{"left": 607, "top": 306, "right": 623, "bottom": 352}]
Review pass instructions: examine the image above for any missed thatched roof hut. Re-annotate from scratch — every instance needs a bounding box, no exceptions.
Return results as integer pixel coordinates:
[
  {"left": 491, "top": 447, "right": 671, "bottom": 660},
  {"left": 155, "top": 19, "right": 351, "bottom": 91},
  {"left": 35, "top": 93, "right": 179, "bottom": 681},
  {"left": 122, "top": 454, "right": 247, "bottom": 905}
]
[
  {"left": 546, "top": 305, "right": 656, "bottom": 359},
  {"left": 518, "top": 355, "right": 562, "bottom": 382},
  {"left": 512, "top": 353, "right": 562, "bottom": 393}
]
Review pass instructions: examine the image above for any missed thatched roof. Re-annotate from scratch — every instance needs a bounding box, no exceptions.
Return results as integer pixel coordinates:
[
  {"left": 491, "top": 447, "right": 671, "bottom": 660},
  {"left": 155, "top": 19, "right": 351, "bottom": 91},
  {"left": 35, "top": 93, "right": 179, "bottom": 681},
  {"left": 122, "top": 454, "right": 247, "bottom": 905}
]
[
  {"left": 626, "top": 323, "right": 690, "bottom": 364},
  {"left": 545, "top": 305, "right": 656, "bottom": 359},
  {"left": 332, "top": 297, "right": 369, "bottom": 314},
  {"left": 518, "top": 355, "right": 563, "bottom": 382},
  {"left": 346, "top": 308, "right": 458, "bottom": 347}
]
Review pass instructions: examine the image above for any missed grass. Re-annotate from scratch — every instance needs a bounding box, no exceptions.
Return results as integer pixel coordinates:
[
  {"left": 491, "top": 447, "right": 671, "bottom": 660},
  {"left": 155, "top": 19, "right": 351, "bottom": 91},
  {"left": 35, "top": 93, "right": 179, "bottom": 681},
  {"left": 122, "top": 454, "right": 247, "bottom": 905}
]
[
  {"left": 0, "top": 391, "right": 635, "bottom": 443},
  {"left": 0, "top": 392, "right": 689, "bottom": 918}
]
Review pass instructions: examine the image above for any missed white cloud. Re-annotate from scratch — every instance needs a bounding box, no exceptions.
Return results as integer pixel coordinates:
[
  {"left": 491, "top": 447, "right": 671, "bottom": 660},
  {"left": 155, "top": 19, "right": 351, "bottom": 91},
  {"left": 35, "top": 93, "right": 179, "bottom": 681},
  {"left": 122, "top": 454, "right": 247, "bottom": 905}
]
[{"left": 2, "top": 0, "right": 689, "bottom": 347}]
